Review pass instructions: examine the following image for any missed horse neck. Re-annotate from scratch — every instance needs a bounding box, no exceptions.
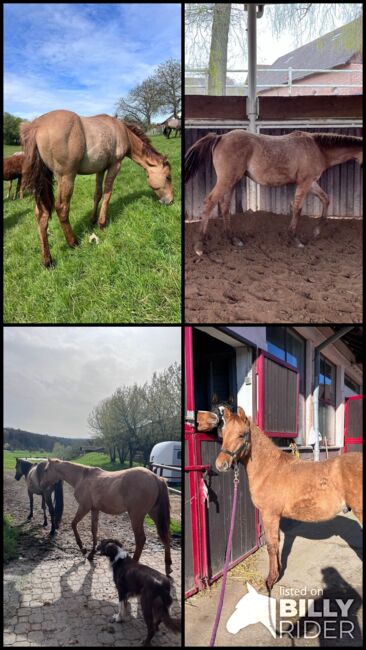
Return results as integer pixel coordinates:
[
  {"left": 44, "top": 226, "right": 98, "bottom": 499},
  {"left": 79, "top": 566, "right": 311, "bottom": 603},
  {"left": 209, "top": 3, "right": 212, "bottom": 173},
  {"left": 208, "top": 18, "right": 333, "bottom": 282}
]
[
  {"left": 126, "top": 129, "right": 162, "bottom": 171},
  {"left": 52, "top": 461, "right": 84, "bottom": 487},
  {"left": 243, "top": 423, "right": 283, "bottom": 483},
  {"left": 20, "top": 460, "right": 34, "bottom": 477},
  {"left": 323, "top": 146, "right": 361, "bottom": 168}
]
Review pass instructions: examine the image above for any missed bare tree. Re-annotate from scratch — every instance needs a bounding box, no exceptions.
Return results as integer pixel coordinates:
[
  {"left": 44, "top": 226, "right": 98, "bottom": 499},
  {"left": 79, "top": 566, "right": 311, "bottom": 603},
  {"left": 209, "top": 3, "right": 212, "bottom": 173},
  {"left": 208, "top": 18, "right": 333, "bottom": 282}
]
[
  {"left": 154, "top": 59, "right": 181, "bottom": 117},
  {"left": 115, "top": 77, "right": 162, "bottom": 128}
]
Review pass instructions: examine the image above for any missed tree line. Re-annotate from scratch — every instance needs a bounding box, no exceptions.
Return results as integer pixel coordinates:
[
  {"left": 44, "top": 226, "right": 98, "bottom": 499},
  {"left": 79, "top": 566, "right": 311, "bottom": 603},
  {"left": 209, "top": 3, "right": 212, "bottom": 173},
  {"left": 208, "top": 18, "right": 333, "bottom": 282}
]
[{"left": 88, "top": 362, "right": 181, "bottom": 466}]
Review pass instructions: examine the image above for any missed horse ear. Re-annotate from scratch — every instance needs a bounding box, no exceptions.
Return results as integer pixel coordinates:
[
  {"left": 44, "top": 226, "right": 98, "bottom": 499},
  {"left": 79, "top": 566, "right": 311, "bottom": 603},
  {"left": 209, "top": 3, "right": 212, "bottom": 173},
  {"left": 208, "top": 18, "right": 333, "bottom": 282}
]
[
  {"left": 212, "top": 393, "right": 219, "bottom": 405},
  {"left": 237, "top": 407, "right": 247, "bottom": 421},
  {"left": 223, "top": 406, "right": 232, "bottom": 420},
  {"left": 228, "top": 396, "right": 235, "bottom": 405}
]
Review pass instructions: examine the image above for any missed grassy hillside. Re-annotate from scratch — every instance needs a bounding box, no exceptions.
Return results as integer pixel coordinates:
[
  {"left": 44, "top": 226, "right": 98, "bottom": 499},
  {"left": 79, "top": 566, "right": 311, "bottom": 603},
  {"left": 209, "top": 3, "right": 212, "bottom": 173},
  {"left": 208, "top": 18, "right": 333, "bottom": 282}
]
[{"left": 4, "top": 135, "right": 181, "bottom": 323}]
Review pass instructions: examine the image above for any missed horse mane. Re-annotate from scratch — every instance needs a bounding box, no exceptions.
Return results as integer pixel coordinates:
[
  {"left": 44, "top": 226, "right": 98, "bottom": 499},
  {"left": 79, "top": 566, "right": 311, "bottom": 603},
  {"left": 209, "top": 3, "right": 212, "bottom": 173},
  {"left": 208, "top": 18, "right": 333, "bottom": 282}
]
[
  {"left": 36, "top": 460, "right": 46, "bottom": 483},
  {"left": 247, "top": 420, "right": 297, "bottom": 466},
  {"left": 124, "top": 121, "right": 170, "bottom": 166},
  {"left": 310, "top": 133, "right": 362, "bottom": 148}
]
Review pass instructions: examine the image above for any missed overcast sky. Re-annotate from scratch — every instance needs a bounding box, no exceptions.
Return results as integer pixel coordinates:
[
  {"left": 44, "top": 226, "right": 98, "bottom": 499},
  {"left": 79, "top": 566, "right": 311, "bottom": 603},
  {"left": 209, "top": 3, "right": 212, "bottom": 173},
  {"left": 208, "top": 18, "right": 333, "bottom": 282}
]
[
  {"left": 4, "top": 327, "right": 181, "bottom": 439},
  {"left": 4, "top": 3, "right": 181, "bottom": 121}
]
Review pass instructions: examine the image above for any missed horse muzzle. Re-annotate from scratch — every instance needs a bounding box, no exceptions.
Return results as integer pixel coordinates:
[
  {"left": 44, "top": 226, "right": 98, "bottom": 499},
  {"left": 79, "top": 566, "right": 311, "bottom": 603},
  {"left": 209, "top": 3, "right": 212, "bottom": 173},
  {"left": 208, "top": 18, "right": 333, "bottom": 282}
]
[{"left": 159, "top": 197, "right": 174, "bottom": 205}]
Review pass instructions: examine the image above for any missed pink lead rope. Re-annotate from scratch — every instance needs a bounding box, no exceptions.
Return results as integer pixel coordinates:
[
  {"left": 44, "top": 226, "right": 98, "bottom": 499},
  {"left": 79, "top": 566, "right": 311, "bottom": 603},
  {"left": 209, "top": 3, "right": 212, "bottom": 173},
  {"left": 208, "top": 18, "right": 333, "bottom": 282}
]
[{"left": 209, "top": 464, "right": 240, "bottom": 647}]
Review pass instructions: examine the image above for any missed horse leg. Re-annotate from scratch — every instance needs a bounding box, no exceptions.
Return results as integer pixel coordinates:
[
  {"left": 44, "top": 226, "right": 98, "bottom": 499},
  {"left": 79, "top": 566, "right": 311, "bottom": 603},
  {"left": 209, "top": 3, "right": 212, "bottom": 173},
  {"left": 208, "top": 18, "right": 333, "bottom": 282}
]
[
  {"left": 261, "top": 511, "right": 281, "bottom": 591},
  {"left": 41, "top": 495, "right": 48, "bottom": 527},
  {"left": 15, "top": 177, "right": 22, "bottom": 200},
  {"left": 8, "top": 180, "right": 12, "bottom": 199},
  {"left": 195, "top": 181, "right": 229, "bottom": 256},
  {"left": 129, "top": 512, "right": 146, "bottom": 562},
  {"left": 45, "top": 492, "right": 56, "bottom": 536},
  {"left": 27, "top": 490, "right": 34, "bottom": 521},
  {"left": 309, "top": 181, "right": 330, "bottom": 238},
  {"left": 90, "top": 171, "right": 105, "bottom": 225},
  {"left": 219, "top": 191, "right": 244, "bottom": 248},
  {"left": 71, "top": 504, "right": 90, "bottom": 555},
  {"left": 98, "top": 161, "right": 121, "bottom": 229},
  {"left": 87, "top": 509, "right": 99, "bottom": 561},
  {"left": 35, "top": 203, "right": 52, "bottom": 267},
  {"left": 55, "top": 174, "right": 78, "bottom": 248},
  {"left": 288, "top": 180, "right": 313, "bottom": 247}
]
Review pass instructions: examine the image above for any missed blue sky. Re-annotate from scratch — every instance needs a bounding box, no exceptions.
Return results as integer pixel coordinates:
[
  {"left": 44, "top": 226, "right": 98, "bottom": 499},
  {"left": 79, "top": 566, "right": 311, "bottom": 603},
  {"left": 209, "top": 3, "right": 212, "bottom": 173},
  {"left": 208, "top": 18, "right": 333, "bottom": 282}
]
[{"left": 4, "top": 3, "right": 181, "bottom": 120}]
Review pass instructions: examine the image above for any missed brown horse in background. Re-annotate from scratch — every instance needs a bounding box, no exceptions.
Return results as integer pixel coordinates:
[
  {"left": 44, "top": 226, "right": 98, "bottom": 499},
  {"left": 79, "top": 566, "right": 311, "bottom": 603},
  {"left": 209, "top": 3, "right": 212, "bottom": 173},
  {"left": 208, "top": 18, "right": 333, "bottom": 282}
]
[
  {"left": 15, "top": 458, "right": 63, "bottom": 536},
  {"left": 198, "top": 406, "right": 362, "bottom": 591},
  {"left": 185, "top": 130, "right": 363, "bottom": 255},
  {"left": 163, "top": 118, "right": 181, "bottom": 138},
  {"left": 20, "top": 110, "right": 173, "bottom": 267},
  {"left": 41, "top": 458, "right": 172, "bottom": 575},
  {"left": 4, "top": 151, "right": 25, "bottom": 199}
]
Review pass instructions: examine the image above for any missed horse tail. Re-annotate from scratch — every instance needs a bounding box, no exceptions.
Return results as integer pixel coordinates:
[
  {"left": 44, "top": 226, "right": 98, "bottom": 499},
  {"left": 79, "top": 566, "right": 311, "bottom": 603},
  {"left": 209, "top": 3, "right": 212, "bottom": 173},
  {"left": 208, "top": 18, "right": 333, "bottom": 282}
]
[
  {"left": 184, "top": 132, "right": 221, "bottom": 183},
  {"left": 54, "top": 480, "right": 64, "bottom": 525},
  {"left": 20, "top": 121, "right": 54, "bottom": 215},
  {"left": 162, "top": 612, "right": 181, "bottom": 634},
  {"left": 153, "top": 477, "right": 171, "bottom": 548}
]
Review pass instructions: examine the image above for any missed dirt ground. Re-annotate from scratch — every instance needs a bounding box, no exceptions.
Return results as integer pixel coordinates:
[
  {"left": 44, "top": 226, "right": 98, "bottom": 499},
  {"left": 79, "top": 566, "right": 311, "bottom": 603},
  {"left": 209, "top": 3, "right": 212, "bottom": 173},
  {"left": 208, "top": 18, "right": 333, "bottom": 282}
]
[
  {"left": 4, "top": 470, "right": 181, "bottom": 647},
  {"left": 185, "top": 213, "right": 362, "bottom": 323}
]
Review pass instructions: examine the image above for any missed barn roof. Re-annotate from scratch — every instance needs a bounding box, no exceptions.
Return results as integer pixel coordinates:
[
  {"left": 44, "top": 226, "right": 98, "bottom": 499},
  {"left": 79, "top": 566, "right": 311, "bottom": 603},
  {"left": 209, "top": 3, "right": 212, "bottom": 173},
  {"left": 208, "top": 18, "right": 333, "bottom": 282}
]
[
  {"left": 331, "top": 326, "right": 363, "bottom": 364},
  {"left": 257, "top": 17, "right": 362, "bottom": 91}
]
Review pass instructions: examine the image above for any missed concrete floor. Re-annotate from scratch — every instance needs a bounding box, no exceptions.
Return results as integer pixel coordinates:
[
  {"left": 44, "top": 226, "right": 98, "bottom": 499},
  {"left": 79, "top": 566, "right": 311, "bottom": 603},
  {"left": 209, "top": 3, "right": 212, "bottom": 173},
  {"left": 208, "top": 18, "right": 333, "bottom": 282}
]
[{"left": 185, "top": 512, "right": 362, "bottom": 647}]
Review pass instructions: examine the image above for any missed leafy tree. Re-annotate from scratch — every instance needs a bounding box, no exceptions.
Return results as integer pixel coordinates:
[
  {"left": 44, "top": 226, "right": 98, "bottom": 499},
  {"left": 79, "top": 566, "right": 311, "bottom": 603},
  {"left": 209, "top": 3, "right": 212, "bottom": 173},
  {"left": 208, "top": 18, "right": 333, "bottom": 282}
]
[
  {"left": 3, "top": 113, "right": 24, "bottom": 145},
  {"left": 52, "top": 442, "right": 65, "bottom": 459}
]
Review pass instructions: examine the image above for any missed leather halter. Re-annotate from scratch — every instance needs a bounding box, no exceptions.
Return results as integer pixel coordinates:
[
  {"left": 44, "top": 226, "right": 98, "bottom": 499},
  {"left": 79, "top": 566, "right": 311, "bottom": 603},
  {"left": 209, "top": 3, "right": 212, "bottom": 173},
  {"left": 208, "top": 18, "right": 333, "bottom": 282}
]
[{"left": 220, "top": 432, "right": 251, "bottom": 460}]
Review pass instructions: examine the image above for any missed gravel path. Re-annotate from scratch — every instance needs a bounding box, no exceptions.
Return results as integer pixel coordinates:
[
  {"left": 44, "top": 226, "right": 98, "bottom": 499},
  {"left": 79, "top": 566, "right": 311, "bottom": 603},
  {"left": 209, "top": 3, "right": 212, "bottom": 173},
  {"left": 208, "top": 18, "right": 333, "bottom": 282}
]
[{"left": 4, "top": 470, "right": 181, "bottom": 647}]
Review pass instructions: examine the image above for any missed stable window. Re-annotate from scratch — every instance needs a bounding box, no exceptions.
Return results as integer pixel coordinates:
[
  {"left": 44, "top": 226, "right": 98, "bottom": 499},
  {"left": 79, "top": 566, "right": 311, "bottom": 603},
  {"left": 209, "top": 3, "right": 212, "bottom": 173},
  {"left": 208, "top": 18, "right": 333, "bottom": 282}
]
[
  {"left": 266, "top": 327, "right": 305, "bottom": 442},
  {"left": 319, "top": 356, "right": 336, "bottom": 445}
]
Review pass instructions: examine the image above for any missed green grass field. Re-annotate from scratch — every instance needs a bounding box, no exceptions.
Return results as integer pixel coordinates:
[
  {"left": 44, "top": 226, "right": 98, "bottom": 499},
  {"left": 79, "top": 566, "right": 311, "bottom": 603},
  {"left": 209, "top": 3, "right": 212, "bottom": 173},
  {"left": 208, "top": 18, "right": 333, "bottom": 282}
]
[{"left": 4, "top": 136, "right": 181, "bottom": 323}]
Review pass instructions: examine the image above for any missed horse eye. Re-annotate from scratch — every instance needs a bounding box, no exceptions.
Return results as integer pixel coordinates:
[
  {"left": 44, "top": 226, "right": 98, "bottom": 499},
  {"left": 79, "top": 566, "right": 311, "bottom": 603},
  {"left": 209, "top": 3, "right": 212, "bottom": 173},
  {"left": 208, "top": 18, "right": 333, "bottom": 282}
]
[{"left": 167, "top": 175, "right": 172, "bottom": 182}]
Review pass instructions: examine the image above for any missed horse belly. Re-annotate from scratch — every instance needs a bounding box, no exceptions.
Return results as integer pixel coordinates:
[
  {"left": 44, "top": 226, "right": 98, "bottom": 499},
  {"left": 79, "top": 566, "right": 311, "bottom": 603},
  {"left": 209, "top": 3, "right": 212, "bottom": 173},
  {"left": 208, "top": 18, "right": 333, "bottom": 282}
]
[{"left": 283, "top": 494, "right": 345, "bottom": 522}]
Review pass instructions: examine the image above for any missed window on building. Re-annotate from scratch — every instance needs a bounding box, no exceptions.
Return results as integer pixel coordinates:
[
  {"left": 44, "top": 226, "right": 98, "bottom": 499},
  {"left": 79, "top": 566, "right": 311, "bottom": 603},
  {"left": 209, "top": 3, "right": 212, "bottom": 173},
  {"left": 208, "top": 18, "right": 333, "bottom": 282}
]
[
  {"left": 319, "top": 356, "right": 336, "bottom": 445},
  {"left": 266, "top": 327, "right": 305, "bottom": 443}
]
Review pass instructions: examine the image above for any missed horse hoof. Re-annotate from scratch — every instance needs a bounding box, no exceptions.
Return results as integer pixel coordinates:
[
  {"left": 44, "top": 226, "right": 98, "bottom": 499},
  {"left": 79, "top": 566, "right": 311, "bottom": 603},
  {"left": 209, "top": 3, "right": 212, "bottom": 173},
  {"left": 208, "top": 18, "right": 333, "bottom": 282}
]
[
  {"left": 98, "top": 222, "right": 106, "bottom": 230},
  {"left": 231, "top": 236, "right": 244, "bottom": 247},
  {"left": 194, "top": 242, "right": 204, "bottom": 256},
  {"left": 49, "top": 530, "right": 56, "bottom": 537},
  {"left": 43, "top": 258, "right": 54, "bottom": 269}
]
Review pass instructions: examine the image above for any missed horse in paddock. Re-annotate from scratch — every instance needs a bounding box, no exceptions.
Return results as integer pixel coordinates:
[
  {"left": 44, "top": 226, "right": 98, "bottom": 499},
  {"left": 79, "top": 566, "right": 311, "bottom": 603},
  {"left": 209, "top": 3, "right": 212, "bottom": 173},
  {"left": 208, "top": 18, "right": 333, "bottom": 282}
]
[
  {"left": 40, "top": 458, "right": 172, "bottom": 575},
  {"left": 197, "top": 406, "right": 362, "bottom": 591},
  {"left": 14, "top": 458, "right": 64, "bottom": 536},
  {"left": 185, "top": 130, "right": 363, "bottom": 255},
  {"left": 3, "top": 151, "right": 25, "bottom": 199},
  {"left": 20, "top": 110, "right": 174, "bottom": 267},
  {"left": 163, "top": 117, "right": 181, "bottom": 139}
]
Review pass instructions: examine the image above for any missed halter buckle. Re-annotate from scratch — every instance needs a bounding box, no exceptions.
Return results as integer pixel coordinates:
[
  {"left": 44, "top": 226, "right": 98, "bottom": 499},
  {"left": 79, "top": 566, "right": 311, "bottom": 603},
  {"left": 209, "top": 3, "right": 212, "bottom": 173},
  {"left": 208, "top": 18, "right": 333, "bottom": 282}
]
[{"left": 234, "top": 463, "right": 239, "bottom": 483}]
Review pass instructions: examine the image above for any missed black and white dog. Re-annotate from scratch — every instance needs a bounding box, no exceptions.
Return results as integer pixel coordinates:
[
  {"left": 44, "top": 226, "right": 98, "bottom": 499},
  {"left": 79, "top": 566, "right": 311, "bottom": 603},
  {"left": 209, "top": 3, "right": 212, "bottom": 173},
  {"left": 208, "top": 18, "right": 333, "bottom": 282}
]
[{"left": 96, "top": 539, "right": 181, "bottom": 646}]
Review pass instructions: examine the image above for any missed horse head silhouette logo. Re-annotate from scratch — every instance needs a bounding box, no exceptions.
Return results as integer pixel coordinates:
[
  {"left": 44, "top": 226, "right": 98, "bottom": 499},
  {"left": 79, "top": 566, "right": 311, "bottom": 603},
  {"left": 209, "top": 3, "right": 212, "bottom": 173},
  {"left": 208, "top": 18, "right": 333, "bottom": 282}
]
[{"left": 226, "top": 582, "right": 277, "bottom": 639}]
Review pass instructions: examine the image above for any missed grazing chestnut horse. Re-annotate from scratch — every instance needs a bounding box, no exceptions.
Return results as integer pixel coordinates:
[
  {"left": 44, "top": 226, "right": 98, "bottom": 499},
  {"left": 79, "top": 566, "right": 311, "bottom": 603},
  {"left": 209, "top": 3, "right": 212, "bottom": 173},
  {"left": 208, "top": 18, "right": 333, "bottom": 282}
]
[
  {"left": 20, "top": 110, "right": 173, "bottom": 267},
  {"left": 3, "top": 151, "right": 25, "bottom": 199},
  {"left": 198, "top": 406, "right": 362, "bottom": 591},
  {"left": 185, "top": 130, "right": 363, "bottom": 255},
  {"left": 41, "top": 458, "right": 172, "bottom": 575},
  {"left": 15, "top": 458, "right": 63, "bottom": 536}
]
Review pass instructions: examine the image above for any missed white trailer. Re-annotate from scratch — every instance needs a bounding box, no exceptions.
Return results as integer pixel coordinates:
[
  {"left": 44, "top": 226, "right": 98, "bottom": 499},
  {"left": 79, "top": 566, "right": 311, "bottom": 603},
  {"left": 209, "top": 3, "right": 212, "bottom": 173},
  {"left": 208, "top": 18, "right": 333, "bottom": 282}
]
[{"left": 149, "top": 441, "right": 181, "bottom": 484}]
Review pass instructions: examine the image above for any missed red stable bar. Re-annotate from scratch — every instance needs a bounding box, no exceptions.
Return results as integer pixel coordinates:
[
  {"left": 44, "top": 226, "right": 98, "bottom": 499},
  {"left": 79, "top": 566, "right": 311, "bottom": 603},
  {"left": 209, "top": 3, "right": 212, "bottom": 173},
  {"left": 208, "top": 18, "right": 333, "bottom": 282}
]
[
  {"left": 256, "top": 349, "right": 299, "bottom": 438},
  {"left": 344, "top": 395, "right": 363, "bottom": 453}
]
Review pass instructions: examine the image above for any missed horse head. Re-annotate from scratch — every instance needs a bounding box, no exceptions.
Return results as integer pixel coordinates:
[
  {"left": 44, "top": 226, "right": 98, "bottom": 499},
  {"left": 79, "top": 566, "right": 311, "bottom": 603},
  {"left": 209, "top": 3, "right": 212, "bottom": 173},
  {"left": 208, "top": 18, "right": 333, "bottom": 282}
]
[
  {"left": 14, "top": 458, "right": 23, "bottom": 481},
  {"left": 146, "top": 156, "right": 173, "bottom": 205},
  {"left": 215, "top": 406, "right": 251, "bottom": 472}
]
